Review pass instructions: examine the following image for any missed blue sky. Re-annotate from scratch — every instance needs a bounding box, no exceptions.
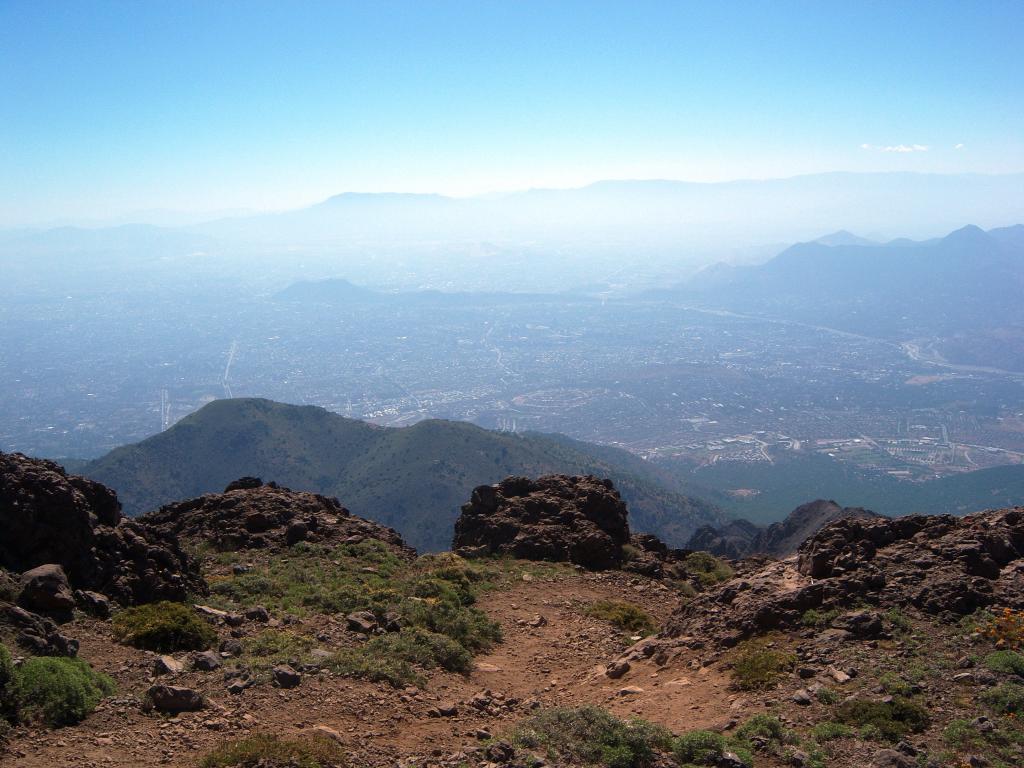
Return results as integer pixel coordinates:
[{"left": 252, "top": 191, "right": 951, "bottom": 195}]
[{"left": 1, "top": 1, "right": 1021, "bottom": 225}]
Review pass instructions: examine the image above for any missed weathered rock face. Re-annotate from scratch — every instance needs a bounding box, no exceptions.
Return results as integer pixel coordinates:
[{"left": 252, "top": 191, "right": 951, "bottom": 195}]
[
  {"left": 140, "top": 479, "right": 415, "bottom": 558},
  {"left": 0, "top": 451, "right": 205, "bottom": 605},
  {"left": 452, "top": 475, "right": 631, "bottom": 570},
  {"left": 664, "top": 507, "right": 1024, "bottom": 647}
]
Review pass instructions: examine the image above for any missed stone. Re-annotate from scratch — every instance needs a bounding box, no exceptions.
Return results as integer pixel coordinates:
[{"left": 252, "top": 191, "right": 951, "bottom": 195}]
[
  {"left": 192, "top": 651, "right": 222, "bottom": 671},
  {"left": 272, "top": 664, "right": 301, "bottom": 689},
  {"left": 605, "top": 660, "right": 630, "bottom": 679},
  {"left": 153, "top": 655, "right": 184, "bottom": 675},
  {"left": 147, "top": 685, "right": 204, "bottom": 713},
  {"left": 617, "top": 686, "right": 644, "bottom": 696},
  {"left": 870, "top": 749, "right": 915, "bottom": 768},
  {"left": 74, "top": 590, "right": 111, "bottom": 618},
  {"left": 791, "top": 689, "right": 813, "bottom": 706},
  {"left": 18, "top": 564, "right": 76, "bottom": 614},
  {"left": 244, "top": 605, "right": 270, "bottom": 623},
  {"left": 346, "top": 611, "right": 378, "bottom": 633}
]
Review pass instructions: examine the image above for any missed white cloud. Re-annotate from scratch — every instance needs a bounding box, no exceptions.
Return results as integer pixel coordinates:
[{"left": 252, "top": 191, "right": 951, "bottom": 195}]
[
  {"left": 860, "top": 143, "right": 929, "bottom": 153},
  {"left": 954, "top": 143, "right": 965, "bottom": 150}
]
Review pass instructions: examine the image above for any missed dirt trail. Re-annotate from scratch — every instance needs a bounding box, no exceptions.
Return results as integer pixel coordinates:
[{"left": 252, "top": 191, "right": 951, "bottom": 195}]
[{"left": 3, "top": 570, "right": 740, "bottom": 767}]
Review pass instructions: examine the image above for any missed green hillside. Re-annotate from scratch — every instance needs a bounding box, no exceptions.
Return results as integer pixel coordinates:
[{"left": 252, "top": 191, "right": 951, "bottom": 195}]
[{"left": 82, "top": 398, "right": 722, "bottom": 552}]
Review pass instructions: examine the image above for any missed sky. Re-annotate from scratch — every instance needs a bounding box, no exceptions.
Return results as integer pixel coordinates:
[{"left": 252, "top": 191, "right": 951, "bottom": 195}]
[{"left": 1, "top": 0, "right": 1022, "bottom": 226}]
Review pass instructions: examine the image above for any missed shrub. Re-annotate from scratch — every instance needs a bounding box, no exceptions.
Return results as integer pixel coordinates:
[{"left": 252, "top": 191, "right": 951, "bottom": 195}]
[
  {"left": 583, "top": 600, "right": 656, "bottom": 635},
  {"left": 243, "top": 630, "right": 315, "bottom": 662},
  {"left": 884, "top": 608, "right": 913, "bottom": 634},
  {"left": 512, "top": 706, "right": 672, "bottom": 768},
  {"left": 879, "top": 672, "right": 914, "bottom": 696},
  {"left": 734, "top": 713, "right": 793, "bottom": 748},
  {"left": 981, "top": 682, "right": 1024, "bottom": 714},
  {"left": 12, "top": 656, "right": 115, "bottom": 727},
  {"left": 833, "top": 697, "right": 931, "bottom": 742},
  {"left": 684, "top": 552, "right": 733, "bottom": 587},
  {"left": 981, "top": 608, "right": 1024, "bottom": 650},
  {"left": 0, "top": 644, "right": 15, "bottom": 722},
  {"left": 327, "top": 648, "right": 421, "bottom": 688},
  {"left": 199, "top": 733, "right": 346, "bottom": 767},
  {"left": 816, "top": 687, "right": 840, "bottom": 705},
  {"left": 984, "top": 650, "right": 1024, "bottom": 677},
  {"left": 801, "top": 608, "right": 840, "bottom": 628},
  {"left": 673, "top": 729, "right": 753, "bottom": 768},
  {"left": 365, "top": 629, "right": 472, "bottom": 673},
  {"left": 730, "top": 638, "right": 797, "bottom": 690},
  {"left": 810, "top": 722, "right": 855, "bottom": 743},
  {"left": 112, "top": 601, "right": 217, "bottom": 652}
]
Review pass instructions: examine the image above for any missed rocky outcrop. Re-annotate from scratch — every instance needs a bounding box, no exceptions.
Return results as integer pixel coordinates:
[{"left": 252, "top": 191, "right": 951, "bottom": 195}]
[
  {"left": 685, "top": 499, "right": 879, "bottom": 559},
  {"left": 0, "top": 451, "right": 205, "bottom": 606},
  {"left": 453, "top": 475, "right": 632, "bottom": 570},
  {"left": 664, "top": 507, "right": 1024, "bottom": 647},
  {"left": 140, "top": 479, "right": 415, "bottom": 558}
]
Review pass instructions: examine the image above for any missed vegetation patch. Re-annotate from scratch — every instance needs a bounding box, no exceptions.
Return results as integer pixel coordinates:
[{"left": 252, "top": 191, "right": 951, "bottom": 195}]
[
  {"left": 511, "top": 705, "right": 672, "bottom": 768},
  {"left": 833, "top": 696, "right": 931, "bottom": 742},
  {"left": 112, "top": 601, "right": 217, "bottom": 652},
  {"left": 683, "top": 552, "right": 733, "bottom": 587},
  {"left": 583, "top": 600, "right": 656, "bottom": 635},
  {"left": 800, "top": 608, "right": 840, "bottom": 628},
  {"left": 199, "top": 733, "right": 346, "bottom": 768},
  {"left": 985, "top": 650, "right": 1024, "bottom": 677},
  {"left": 810, "top": 722, "right": 855, "bottom": 743},
  {"left": 943, "top": 717, "right": 1024, "bottom": 767},
  {"left": 981, "top": 682, "right": 1024, "bottom": 715},
  {"left": 11, "top": 656, "right": 115, "bottom": 727},
  {"left": 673, "top": 730, "right": 752, "bottom": 768},
  {"left": 729, "top": 636, "right": 797, "bottom": 690}
]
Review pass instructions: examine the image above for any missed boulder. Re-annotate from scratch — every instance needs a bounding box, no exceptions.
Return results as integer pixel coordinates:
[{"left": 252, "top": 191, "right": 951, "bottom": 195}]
[
  {"left": 453, "top": 475, "right": 631, "bottom": 570},
  {"left": 0, "top": 451, "right": 205, "bottom": 605},
  {"left": 147, "top": 684, "right": 204, "bottom": 713},
  {"left": 18, "top": 564, "right": 76, "bottom": 615},
  {"left": 272, "top": 664, "right": 301, "bottom": 689},
  {"left": 192, "top": 651, "right": 222, "bottom": 671},
  {"left": 74, "top": 589, "right": 111, "bottom": 618},
  {"left": 2, "top": 603, "right": 78, "bottom": 657},
  {"left": 139, "top": 479, "right": 415, "bottom": 558}
]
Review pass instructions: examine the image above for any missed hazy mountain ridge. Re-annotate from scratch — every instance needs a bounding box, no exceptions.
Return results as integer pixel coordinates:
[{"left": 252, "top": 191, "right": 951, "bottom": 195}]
[{"left": 80, "top": 398, "right": 723, "bottom": 551}]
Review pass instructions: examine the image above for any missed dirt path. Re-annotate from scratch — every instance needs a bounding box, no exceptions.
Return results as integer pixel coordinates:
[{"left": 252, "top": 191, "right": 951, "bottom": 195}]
[{"left": 3, "top": 569, "right": 741, "bottom": 767}]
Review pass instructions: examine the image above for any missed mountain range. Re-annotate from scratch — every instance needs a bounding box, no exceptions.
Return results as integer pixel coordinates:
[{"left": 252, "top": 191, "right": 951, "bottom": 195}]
[{"left": 80, "top": 398, "right": 723, "bottom": 552}]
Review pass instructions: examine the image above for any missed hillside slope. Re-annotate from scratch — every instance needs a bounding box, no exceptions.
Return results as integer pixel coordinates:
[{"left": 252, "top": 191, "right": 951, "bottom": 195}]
[{"left": 82, "top": 398, "right": 722, "bottom": 551}]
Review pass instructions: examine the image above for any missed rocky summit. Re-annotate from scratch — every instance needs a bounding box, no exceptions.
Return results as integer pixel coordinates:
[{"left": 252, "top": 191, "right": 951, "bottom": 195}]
[
  {"left": 139, "top": 477, "right": 415, "bottom": 558},
  {"left": 0, "top": 451, "right": 204, "bottom": 606},
  {"left": 2, "top": 461, "right": 1024, "bottom": 768},
  {"left": 664, "top": 506, "right": 1024, "bottom": 647},
  {"left": 453, "top": 474, "right": 632, "bottom": 569}
]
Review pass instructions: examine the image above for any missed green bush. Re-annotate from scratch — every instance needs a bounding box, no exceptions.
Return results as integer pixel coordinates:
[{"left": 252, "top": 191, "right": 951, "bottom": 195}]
[
  {"left": 985, "top": 650, "right": 1024, "bottom": 677},
  {"left": 684, "top": 552, "right": 733, "bottom": 587},
  {"left": 734, "top": 713, "right": 793, "bottom": 747},
  {"left": 730, "top": 638, "right": 797, "bottom": 690},
  {"left": 583, "top": 600, "right": 656, "bottom": 635},
  {"left": 879, "top": 672, "right": 914, "bottom": 696},
  {"left": 512, "top": 706, "right": 672, "bottom": 768},
  {"left": 199, "top": 733, "right": 346, "bottom": 767},
  {"left": 833, "top": 697, "right": 931, "bottom": 742},
  {"left": 112, "top": 601, "right": 217, "bottom": 652},
  {"left": 0, "top": 644, "right": 15, "bottom": 722},
  {"left": 672, "top": 729, "right": 753, "bottom": 768},
  {"left": 12, "top": 656, "right": 115, "bottom": 727},
  {"left": 327, "top": 648, "right": 421, "bottom": 688},
  {"left": 365, "top": 628, "right": 472, "bottom": 673},
  {"left": 981, "top": 682, "right": 1024, "bottom": 715},
  {"left": 810, "top": 722, "right": 855, "bottom": 743},
  {"left": 801, "top": 608, "right": 840, "bottom": 628}
]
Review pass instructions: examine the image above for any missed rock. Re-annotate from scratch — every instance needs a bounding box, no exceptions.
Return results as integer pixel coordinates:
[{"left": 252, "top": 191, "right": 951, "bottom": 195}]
[
  {"left": 485, "top": 741, "right": 516, "bottom": 763},
  {"left": 717, "top": 753, "right": 749, "bottom": 768},
  {"left": 244, "top": 605, "right": 269, "bottom": 623},
  {"left": 153, "top": 655, "right": 184, "bottom": 675},
  {"left": 0, "top": 451, "right": 205, "bottom": 605},
  {"left": 789, "top": 750, "right": 812, "bottom": 768},
  {"left": 73, "top": 589, "right": 111, "bottom": 618},
  {"left": 870, "top": 749, "right": 915, "bottom": 768},
  {"left": 147, "top": 685, "right": 204, "bottom": 713},
  {"left": 192, "top": 651, "right": 222, "bottom": 671},
  {"left": 791, "top": 689, "right": 813, "bottom": 705},
  {"left": 3, "top": 603, "right": 78, "bottom": 656},
  {"left": 312, "top": 725, "right": 344, "bottom": 743},
  {"left": 220, "top": 639, "right": 243, "bottom": 657},
  {"left": 272, "top": 664, "right": 301, "bottom": 689},
  {"left": 827, "top": 667, "right": 851, "bottom": 684},
  {"left": 140, "top": 479, "right": 415, "bottom": 558},
  {"left": 346, "top": 611, "right": 378, "bottom": 633},
  {"left": 18, "top": 564, "right": 76, "bottom": 615},
  {"left": 528, "top": 614, "right": 548, "bottom": 628},
  {"left": 605, "top": 660, "right": 630, "bottom": 679},
  {"left": 664, "top": 506, "right": 1024, "bottom": 647},
  {"left": 433, "top": 702, "right": 458, "bottom": 717},
  {"left": 452, "top": 475, "right": 632, "bottom": 570},
  {"left": 797, "top": 666, "right": 816, "bottom": 679},
  {"left": 617, "top": 686, "right": 644, "bottom": 696}
]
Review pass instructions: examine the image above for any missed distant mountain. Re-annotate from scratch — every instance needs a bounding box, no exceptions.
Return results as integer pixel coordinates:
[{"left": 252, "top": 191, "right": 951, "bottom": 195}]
[
  {"left": 812, "top": 230, "right": 876, "bottom": 247},
  {"left": 687, "top": 499, "right": 880, "bottom": 559},
  {"left": 80, "top": 398, "right": 723, "bottom": 552},
  {"left": 678, "top": 224, "right": 1024, "bottom": 367},
  {"left": 187, "top": 173, "right": 1024, "bottom": 251},
  {"left": 274, "top": 278, "right": 384, "bottom": 304}
]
